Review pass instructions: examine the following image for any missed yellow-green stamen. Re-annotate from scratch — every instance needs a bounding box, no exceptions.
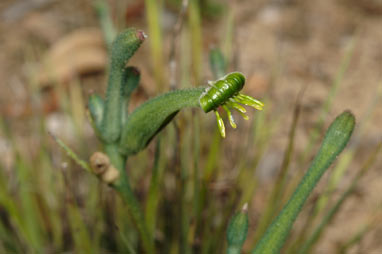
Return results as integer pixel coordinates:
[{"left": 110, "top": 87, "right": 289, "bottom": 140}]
[
  {"left": 215, "top": 110, "right": 226, "bottom": 138},
  {"left": 227, "top": 100, "right": 247, "bottom": 113},
  {"left": 223, "top": 105, "right": 237, "bottom": 128},
  {"left": 234, "top": 94, "right": 264, "bottom": 111}
]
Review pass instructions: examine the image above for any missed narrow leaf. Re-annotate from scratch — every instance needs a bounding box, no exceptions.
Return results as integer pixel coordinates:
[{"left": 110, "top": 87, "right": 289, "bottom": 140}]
[
  {"left": 49, "top": 133, "right": 91, "bottom": 172},
  {"left": 88, "top": 94, "right": 104, "bottom": 132},
  {"left": 121, "top": 66, "right": 141, "bottom": 125},
  {"left": 297, "top": 142, "right": 382, "bottom": 254},
  {"left": 252, "top": 111, "right": 355, "bottom": 254},
  {"left": 119, "top": 87, "right": 204, "bottom": 155},
  {"left": 101, "top": 28, "right": 146, "bottom": 142},
  {"left": 227, "top": 204, "right": 249, "bottom": 254}
]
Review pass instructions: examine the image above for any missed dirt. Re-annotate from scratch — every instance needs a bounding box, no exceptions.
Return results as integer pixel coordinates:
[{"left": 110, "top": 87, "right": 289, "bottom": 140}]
[{"left": 0, "top": 0, "right": 381, "bottom": 253}]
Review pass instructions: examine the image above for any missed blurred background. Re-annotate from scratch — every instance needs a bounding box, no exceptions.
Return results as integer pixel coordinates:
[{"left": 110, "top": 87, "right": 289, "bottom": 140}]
[{"left": 0, "top": 0, "right": 381, "bottom": 253}]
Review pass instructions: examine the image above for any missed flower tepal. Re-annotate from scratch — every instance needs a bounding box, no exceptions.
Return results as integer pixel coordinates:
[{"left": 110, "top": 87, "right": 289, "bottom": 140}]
[{"left": 199, "top": 72, "right": 264, "bottom": 138}]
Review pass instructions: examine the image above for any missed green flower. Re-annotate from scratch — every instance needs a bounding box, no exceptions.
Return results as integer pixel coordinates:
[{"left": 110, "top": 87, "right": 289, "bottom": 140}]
[{"left": 199, "top": 72, "right": 264, "bottom": 137}]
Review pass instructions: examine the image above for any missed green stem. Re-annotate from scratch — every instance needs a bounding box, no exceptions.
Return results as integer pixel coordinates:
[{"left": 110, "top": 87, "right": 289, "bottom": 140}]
[{"left": 104, "top": 144, "right": 154, "bottom": 254}]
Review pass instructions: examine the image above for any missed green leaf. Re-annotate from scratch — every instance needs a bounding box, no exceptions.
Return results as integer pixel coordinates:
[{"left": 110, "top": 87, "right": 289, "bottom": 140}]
[
  {"left": 88, "top": 94, "right": 104, "bottom": 133},
  {"left": 121, "top": 66, "right": 141, "bottom": 125},
  {"left": 121, "top": 67, "right": 141, "bottom": 103},
  {"left": 119, "top": 87, "right": 204, "bottom": 155},
  {"left": 297, "top": 142, "right": 381, "bottom": 254},
  {"left": 101, "top": 28, "right": 146, "bottom": 142},
  {"left": 252, "top": 111, "right": 355, "bottom": 254},
  {"left": 227, "top": 204, "right": 249, "bottom": 254}
]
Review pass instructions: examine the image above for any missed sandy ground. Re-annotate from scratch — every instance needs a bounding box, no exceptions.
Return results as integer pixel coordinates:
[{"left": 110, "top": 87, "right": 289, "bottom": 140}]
[{"left": 0, "top": 0, "right": 381, "bottom": 253}]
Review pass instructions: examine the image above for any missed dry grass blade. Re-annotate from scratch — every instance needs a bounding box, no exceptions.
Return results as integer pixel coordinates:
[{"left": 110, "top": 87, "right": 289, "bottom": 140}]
[{"left": 251, "top": 86, "right": 305, "bottom": 246}]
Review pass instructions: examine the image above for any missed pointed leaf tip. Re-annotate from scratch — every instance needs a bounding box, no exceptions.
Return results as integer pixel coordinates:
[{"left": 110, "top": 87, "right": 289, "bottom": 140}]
[{"left": 227, "top": 206, "right": 249, "bottom": 254}]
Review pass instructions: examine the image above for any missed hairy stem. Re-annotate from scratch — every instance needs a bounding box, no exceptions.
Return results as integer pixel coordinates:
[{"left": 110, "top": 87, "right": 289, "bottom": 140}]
[{"left": 105, "top": 144, "right": 154, "bottom": 254}]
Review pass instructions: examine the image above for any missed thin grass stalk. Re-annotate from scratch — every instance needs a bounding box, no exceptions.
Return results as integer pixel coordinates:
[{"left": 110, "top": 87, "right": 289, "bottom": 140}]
[
  {"left": 35, "top": 145, "right": 65, "bottom": 248},
  {"left": 179, "top": 25, "right": 192, "bottom": 88},
  {"left": 85, "top": 179, "right": 103, "bottom": 251},
  {"left": 180, "top": 172, "right": 190, "bottom": 254},
  {"left": 118, "top": 228, "right": 138, "bottom": 254},
  {"left": 188, "top": 0, "right": 203, "bottom": 83},
  {"left": 251, "top": 92, "right": 302, "bottom": 245},
  {"left": 233, "top": 94, "right": 268, "bottom": 175},
  {"left": 50, "top": 134, "right": 91, "bottom": 172},
  {"left": 145, "top": 0, "right": 165, "bottom": 90},
  {"left": 198, "top": 108, "right": 230, "bottom": 253},
  {"left": 69, "top": 79, "right": 87, "bottom": 145},
  {"left": 145, "top": 137, "right": 162, "bottom": 235},
  {"left": 221, "top": 2, "right": 235, "bottom": 64},
  {"left": 104, "top": 144, "right": 154, "bottom": 254},
  {"left": 213, "top": 191, "right": 241, "bottom": 253},
  {"left": 115, "top": 196, "right": 139, "bottom": 253},
  {"left": 237, "top": 100, "right": 279, "bottom": 207},
  {"left": 196, "top": 45, "right": 227, "bottom": 249},
  {"left": 1, "top": 121, "right": 53, "bottom": 252},
  {"left": 0, "top": 222, "right": 18, "bottom": 253},
  {"left": 299, "top": 38, "right": 356, "bottom": 165},
  {"left": 192, "top": 110, "right": 202, "bottom": 237},
  {"left": 58, "top": 158, "right": 94, "bottom": 252},
  {"left": 203, "top": 129, "right": 222, "bottom": 181},
  {"left": 199, "top": 45, "right": 226, "bottom": 189},
  {"left": 336, "top": 222, "right": 374, "bottom": 254},
  {"left": 167, "top": 117, "right": 185, "bottom": 253},
  {"left": 0, "top": 162, "right": 26, "bottom": 253},
  {"left": 94, "top": 0, "right": 117, "bottom": 49},
  {"left": 197, "top": 128, "right": 221, "bottom": 254},
  {"left": 201, "top": 222, "right": 213, "bottom": 254},
  {"left": 284, "top": 45, "right": 352, "bottom": 200},
  {"left": 169, "top": 0, "right": 189, "bottom": 90},
  {"left": 200, "top": 197, "right": 229, "bottom": 254},
  {"left": 172, "top": 28, "right": 193, "bottom": 252},
  {"left": 1, "top": 123, "right": 49, "bottom": 252},
  {"left": 180, "top": 111, "right": 194, "bottom": 254},
  {"left": 203, "top": 87, "right": 257, "bottom": 253},
  {"left": 67, "top": 203, "right": 93, "bottom": 253},
  {"left": 15, "top": 155, "right": 46, "bottom": 252}
]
